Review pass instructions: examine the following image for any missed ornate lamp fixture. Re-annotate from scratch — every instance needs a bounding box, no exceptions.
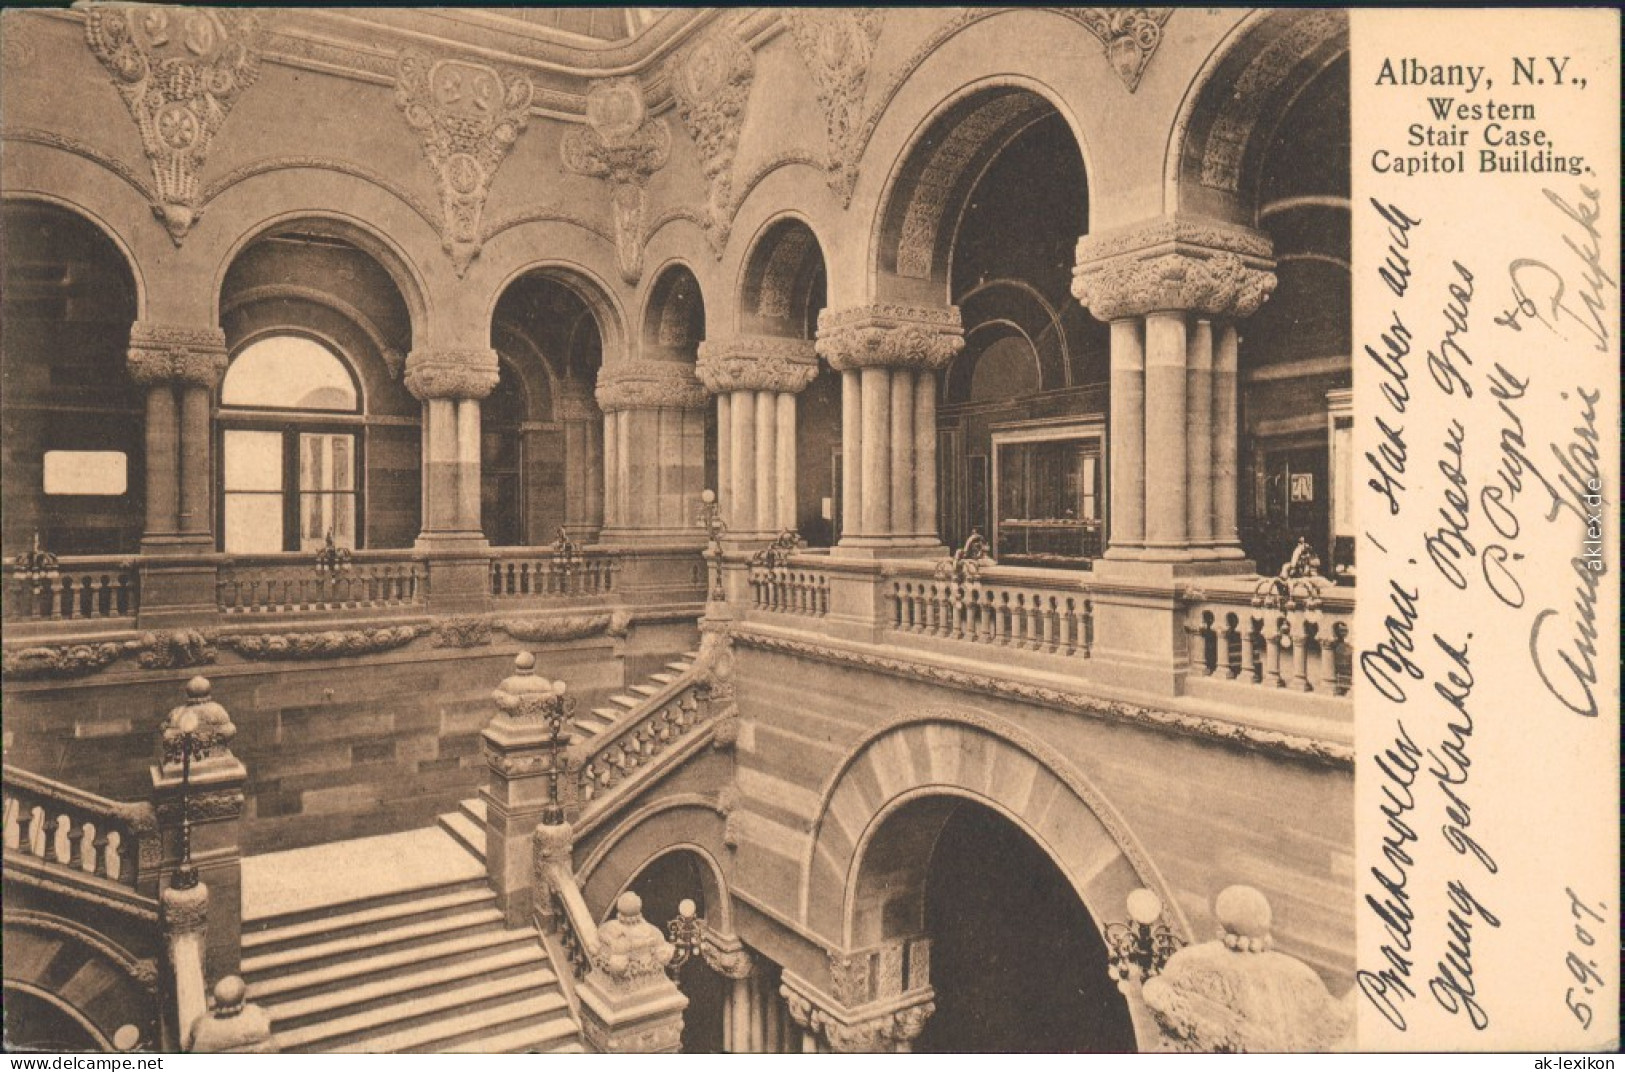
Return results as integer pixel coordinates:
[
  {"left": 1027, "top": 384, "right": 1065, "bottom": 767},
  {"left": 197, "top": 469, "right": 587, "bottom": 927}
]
[
  {"left": 1105, "top": 887, "right": 1184, "bottom": 987},
  {"left": 1253, "top": 537, "right": 1323, "bottom": 612},
  {"left": 313, "top": 529, "right": 353, "bottom": 577},
  {"left": 159, "top": 678, "right": 231, "bottom": 891},
  {"left": 551, "top": 526, "right": 579, "bottom": 581},
  {"left": 750, "top": 529, "right": 805, "bottom": 573},
  {"left": 698, "top": 490, "right": 729, "bottom": 603},
  {"left": 933, "top": 528, "right": 991, "bottom": 588},
  {"left": 665, "top": 897, "right": 705, "bottom": 972},
  {"left": 13, "top": 531, "right": 60, "bottom": 606}
]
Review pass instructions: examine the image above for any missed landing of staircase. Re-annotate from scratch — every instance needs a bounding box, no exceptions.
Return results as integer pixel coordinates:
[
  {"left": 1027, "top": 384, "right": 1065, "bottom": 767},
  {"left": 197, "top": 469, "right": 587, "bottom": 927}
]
[{"left": 242, "top": 826, "right": 486, "bottom": 923}]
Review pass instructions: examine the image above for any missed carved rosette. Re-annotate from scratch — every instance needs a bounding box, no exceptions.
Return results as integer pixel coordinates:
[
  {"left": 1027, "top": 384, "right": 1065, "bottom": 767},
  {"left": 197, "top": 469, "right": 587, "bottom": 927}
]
[
  {"left": 781, "top": 10, "right": 885, "bottom": 204},
  {"left": 1057, "top": 8, "right": 1174, "bottom": 91},
  {"left": 594, "top": 360, "right": 708, "bottom": 413},
  {"left": 127, "top": 324, "right": 229, "bottom": 388},
  {"left": 561, "top": 78, "right": 671, "bottom": 284},
  {"left": 404, "top": 348, "right": 500, "bottom": 401},
  {"left": 695, "top": 336, "right": 818, "bottom": 395},
  {"left": 665, "top": 22, "right": 755, "bottom": 251},
  {"left": 815, "top": 304, "right": 965, "bottom": 372},
  {"left": 395, "top": 49, "right": 534, "bottom": 276},
  {"left": 1072, "top": 217, "right": 1277, "bottom": 322},
  {"left": 84, "top": 7, "right": 263, "bottom": 243}
]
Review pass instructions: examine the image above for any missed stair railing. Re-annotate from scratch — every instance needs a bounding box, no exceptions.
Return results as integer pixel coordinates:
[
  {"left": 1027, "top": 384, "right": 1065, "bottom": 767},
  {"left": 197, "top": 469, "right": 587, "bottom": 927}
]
[{"left": 2, "top": 764, "right": 163, "bottom": 897}]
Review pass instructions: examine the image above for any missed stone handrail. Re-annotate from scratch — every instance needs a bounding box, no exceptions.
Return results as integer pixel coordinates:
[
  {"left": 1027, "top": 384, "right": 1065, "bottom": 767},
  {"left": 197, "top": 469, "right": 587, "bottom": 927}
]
[
  {"left": 749, "top": 561, "right": 830, "bottom": 618},
  {"left": 1183, "top": 581, "right": 1353, "bottom": 697},
  {"left": 1, "top": 763, "right": 162, "bottom": 896},
  {"left": 3, "top": 556, "right": 138, "bottom": 622},
  {"left": 571, "top": 666, "right": 712, "bottom": 809},
  {"left": 491, "top": 547, "right": 618, "bottom": 600},
  {"left": 538, "top": 857, "right": 598, "bottom": 983},
  {"left": 216, "top": 550, "right": 423, "bottom": 614},
  {"left": 886, "top": 561, "right": 1094, "bottom": 658}
]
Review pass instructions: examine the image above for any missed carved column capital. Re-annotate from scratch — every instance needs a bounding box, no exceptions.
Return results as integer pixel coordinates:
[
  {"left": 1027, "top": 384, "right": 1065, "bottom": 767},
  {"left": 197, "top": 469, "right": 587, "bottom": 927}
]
[
  {"left": 780, "top": 973, "right": 936, "bottom": 1054},
  {"left": 404, "top": 348, "right": 500, "bottom": 401},
  {"left": 814, "top": 304, "right": 964, "bottom": 372},
  {"left": 127, "top": 324, "right": 229, "bottom": 389},
  {"left": 594, "top": 359, "right": 708, "bottom": 413},
  {"left": 553, "top": 380, "right": 600, "bottom": 423},
  {"left": 1072, "top": 216, "right": 1277, "bottom": 321},
  {"left": 696, "top": 335, "right": 819, "bottom": 395},
  {"left": 700, "top": 929, "right": 754, "bottom": 980}
]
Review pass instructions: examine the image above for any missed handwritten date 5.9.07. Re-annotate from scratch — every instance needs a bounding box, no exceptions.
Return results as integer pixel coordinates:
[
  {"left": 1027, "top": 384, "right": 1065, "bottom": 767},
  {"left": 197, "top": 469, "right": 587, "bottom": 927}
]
[{"left": 1562, "top": 887, "right": 1608, "bottom": 1030}]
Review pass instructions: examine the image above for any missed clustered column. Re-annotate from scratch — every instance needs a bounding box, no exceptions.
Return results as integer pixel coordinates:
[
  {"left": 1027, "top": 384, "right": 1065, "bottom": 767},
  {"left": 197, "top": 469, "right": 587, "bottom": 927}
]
[
  {"left": 696, "top": 335, "right": 818, "bottom": 539},
  {"left": 1072, "top": 220, "right": 1276, "bottom": 564},
  {"left": 554, "top": 380, "right": 605, "bottom": 542},
  {"left": 814, "top": 305, "right": 963, "bottom": 555},
  {"left": 405, "top": 349, "right": 500, "bottom": 544},
  {"left": 128, "top": 324, "right": 229, "bottom": 549},
  {"left": 595, "top": 360, "right": 709, "bottom": 541}
]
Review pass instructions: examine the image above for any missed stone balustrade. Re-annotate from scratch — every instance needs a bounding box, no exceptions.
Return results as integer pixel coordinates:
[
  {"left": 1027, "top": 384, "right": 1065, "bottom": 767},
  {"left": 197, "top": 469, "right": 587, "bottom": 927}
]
[
  {"left": 490, "top": 548, "right": 618, "bottom": 600},
  {"left": 216, "top": 552, "right": 424, "bottom": 615},
  {"left": 749, "top": 560, "right": 831, "bottom": 618},
  {"left": 888, "top": 564, "right": 1094, "bottom": 658},
  {"left": 1183, "top": 580, "right": 1353, "bottom": 698},
  {"left": 2, "top": 764, "right": 162, "bottom": 894},
  {"left": 3, "top": 557, "right": 138, "bottom": 623}
]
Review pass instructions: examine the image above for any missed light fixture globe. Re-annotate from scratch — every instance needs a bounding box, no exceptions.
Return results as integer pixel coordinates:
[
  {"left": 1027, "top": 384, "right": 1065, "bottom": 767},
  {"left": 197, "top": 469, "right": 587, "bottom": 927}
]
[{"left": 1126, "top": 887, "right": 1163, "bottom": 926}]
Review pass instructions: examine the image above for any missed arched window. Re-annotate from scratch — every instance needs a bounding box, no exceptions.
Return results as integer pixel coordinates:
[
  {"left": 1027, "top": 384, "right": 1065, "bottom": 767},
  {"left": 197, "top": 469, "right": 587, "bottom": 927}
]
[{"left": 218, "top": 335, "right": 363, "bottom": 553}]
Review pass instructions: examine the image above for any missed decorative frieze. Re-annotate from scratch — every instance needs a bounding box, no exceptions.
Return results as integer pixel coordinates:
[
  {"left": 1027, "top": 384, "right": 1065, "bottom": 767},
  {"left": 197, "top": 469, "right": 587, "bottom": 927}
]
[
  {"left": 497, "top": 610, "right": 629, "bottom": 643},
  {"left": 814, "top": 304, "right": 964, "bottom": 372},
  {"left": 83, "top": 6, "right": 263, "bottom": 243},
  {"left": 126, "top": 324, "right": 229, "bottom": 388},
  {"left": 1072, "top": 217, "right": 1277, "bottom": 321},
  {"left": 665, "top": 20, "right": 755, "bottom": 250},
  {"left": 404, "top": 348, "right": 501, "bottom": 401},
  {"left": 780, "top": 10, "right": 885, "bottom": 205},
  {"left": 561, "top": 78, "right": 671, "bottom": 284},
  {"left": 1056, "top": 8, "right": 1174, "bottom": 91},
  {"left": 395, "top": 49, "right": 534, "bottom": 276},
  {"left": 594, "top": 360, "right": 709, "bottom": 413},
  {"left": 695, "top": 336, "right": 818, "bottom": 395},
  {"left": 218, "top": 625, "right": 428, "bottom": 660}
]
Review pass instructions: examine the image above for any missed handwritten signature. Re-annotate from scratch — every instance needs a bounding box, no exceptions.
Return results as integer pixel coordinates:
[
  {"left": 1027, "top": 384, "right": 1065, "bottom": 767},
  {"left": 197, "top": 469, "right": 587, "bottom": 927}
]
[{"left": 1496, "top": 186, "right": 1616, "bottom": 352}]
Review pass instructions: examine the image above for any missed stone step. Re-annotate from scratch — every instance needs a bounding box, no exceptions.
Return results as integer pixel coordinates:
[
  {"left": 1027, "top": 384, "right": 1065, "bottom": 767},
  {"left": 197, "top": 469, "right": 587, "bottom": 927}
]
[
  {"left": 436, "top": 809, "right": 485, "bottom": 862},
  {"left": 243, "top": 875, "right": 490, "bottom": 937},
  {"left": 278, "top": 966, "right": 560, "bottom": 1053},
  {"left": 630, "top": 683, "right": 663, "bottom": 697},
  {"left": 327, "top": 991, "right": 571, "bottom": 1054},
  {"left": 647, "top": 672, "right": 677, "bottom": 685},
  {"left": 243, "top": 886, "right": 496, "bottom": 959},
  {"left": 243, "top": 906, "right": 504, "bottom": 979},
  {"left": 242, "top": 828, "right": 485, "bottom": 928},
  {"left": 442, "top": 1013, "right": 581, "bottom": 1055},
  {"left": 258, "top": 943, "right": 542, "bottom": 1031},
  {"left": 458, "top": 797, "right": 485, "bottom": 825},
  {"left": 589, "top": 707, "right": 622, "bottom": 724},
  {"left": 248, "top": 927, "right": 537, "bottom": 1004},
  {"left": 665, "top": 661, "right": 694, "bottom": 674},
  {"left": 609, "top": 693, "right": 642, "bottom": 709}
]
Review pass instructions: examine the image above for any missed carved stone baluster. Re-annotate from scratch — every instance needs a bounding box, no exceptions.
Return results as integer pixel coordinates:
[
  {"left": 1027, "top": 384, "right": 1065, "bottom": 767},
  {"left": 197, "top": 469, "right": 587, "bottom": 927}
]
[
  {"left": 1262, "top": 616, "right": 1284, "bottom": 687},
  {"left": 1318, "top": 621, "right": 1344, "bottom": 695},
  {"left": 1187, "top": 613, "right": 1210, "bottom": 675},
  {"left": 1239, "top": 615, "right": 1258, "bottom": 682},
  {"left": 69, "top": 821, "right": 89, "bottom": 872},
  {"left": 1288, "top": 611, "right": 1312, "bottom": 692}
]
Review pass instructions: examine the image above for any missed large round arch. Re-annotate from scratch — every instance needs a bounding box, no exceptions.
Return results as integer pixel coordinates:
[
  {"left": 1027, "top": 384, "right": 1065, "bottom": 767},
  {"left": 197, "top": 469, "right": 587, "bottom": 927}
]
[{"left": 1, "top": 912, "right": 159, "bottom": 1053}]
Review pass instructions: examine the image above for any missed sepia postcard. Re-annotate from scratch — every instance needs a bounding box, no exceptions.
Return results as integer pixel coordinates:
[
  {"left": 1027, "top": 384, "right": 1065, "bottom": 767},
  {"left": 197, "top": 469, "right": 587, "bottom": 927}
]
[{"left": 0, "top": 4, "right": 1616, "bottom": 1059}]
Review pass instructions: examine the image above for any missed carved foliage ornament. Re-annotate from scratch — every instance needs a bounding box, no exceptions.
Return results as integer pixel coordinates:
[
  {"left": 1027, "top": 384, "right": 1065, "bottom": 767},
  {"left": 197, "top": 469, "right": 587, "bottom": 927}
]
[
  {"left": 127, "top": 324, "right": 229, "bottom": 388},
  {"left": 84, "top": 7, "right": 263, "bottom": 243},
  {"left": 695, "top": 336, "right": 818, "bottom": 394},
  {"left": 781, "top": 982, "right": 935, "bottom": 1054},
  {"left": 815, "top": 304, "right": 965, "bottom": 372},
  {"left": 665, "top": 22, "right": 755, "bottom": 251},
  {"left": 1072, "top": 218, "right": 1278, "bottom": 321},
  {"left": 404, "top": 348, "right": 501, "bottom": 401},
  {"left": 395, "top": 49, "right": 534, "bottom": 276},
  {"left": 561, "top": 78, "right": 671, "bottom": 284},
  {"left": 780, "top": 10, "right": 885, "bottom": 205},
  {"left": 594, "top": 360, "right": 709, "bottom": 413},
  {"left": 1057, "top": 8, "right": 1174, "bottom": 91}
]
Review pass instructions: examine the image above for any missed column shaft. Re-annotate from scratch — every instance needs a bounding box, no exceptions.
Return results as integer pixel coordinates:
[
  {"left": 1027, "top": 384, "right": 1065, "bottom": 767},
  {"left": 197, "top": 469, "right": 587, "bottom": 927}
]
[
  {"left": 889, "top": 368, "right": 915, "bottom": 535},
  {"left": 716, "top": 393, "right": 733, "bottom": 513},
  {"left": 860, "top": 367, "right": 891, "bottom": 537},
  {"left": 145, "top": 387, "right": 179, "bottom": 536},
  {"left": 840, "top": 371, "right": 862, "bottom": 539},
  {"left": 603, "top": 411, "right": 620, "bottom": 529},
  {"left": 913, "top": 372, "right": 937, "bottom": 539},
  {"left": 755, "top": 389, "right": 777, "bottom": 533},
  {"left": 730, "top": 391, "right": 757, "bottom": 534},
  {"left": 614, "top": 409, "right": 632, "bottom": 529},
  {"left": 455, "top": 398, "right": 482, "bottom": 533},
  {"left": 423, "top": 398, "right": 456, "bottom": 532},
  {"left": 776, "top": 392, "right": 797, "bottom": 531},
  {"left": 586, "top": 417, "right": 604, "bottom": 533},
  {"left": 1107, "top": 319, "right": 1146, "bottom": 555},
  {"left": 1144, "top": 311, "right": 1189, "bottom": 556},
  {"left": 1186, "top": 318, "right": 1215, "bottom": 549},
  {"left": 177, "top": 386, "right": 212, "bottom": 536},
  {"left": 1213, "top": 321, "right": 1243, "bottom": 556}
]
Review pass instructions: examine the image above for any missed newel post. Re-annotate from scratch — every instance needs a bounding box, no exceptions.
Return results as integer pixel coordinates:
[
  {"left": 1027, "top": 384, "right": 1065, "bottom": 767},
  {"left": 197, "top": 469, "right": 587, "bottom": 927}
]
[{"left": 577, "top": 892, "right": 689, "bottom": 1053}]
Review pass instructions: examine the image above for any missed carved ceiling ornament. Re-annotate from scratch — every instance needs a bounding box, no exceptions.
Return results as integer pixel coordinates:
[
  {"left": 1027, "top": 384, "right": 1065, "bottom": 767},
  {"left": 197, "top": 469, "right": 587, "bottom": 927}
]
[
  {"left": 696, "top": 335, "right": 818, "bottom": 395},
  {"left": 395, "top": 49, "right": 534, "bottom": 277},
  {"left": 815, "top": 303, "right": 965, "bottom": 372},
  {"left": 1072, "top": 216, "right": 1278, "bottom": 322},
  {"left": 1056, "top": 8, "right": 1174, "bottom": 91},
  {"left": 594, "top": 359, "right": 709, "bottom": 413},
  {"left": 83, "top": 6, "right": 264, "bottom": 244},
  {"left": 780, "top": 10, "right": 885, "bottom": 205},
  {"left": 665, "top": 20, "right": 755, "bottom": 253},
  {"left": 561, "top": 77, "right": 672, "bottom": 284}
]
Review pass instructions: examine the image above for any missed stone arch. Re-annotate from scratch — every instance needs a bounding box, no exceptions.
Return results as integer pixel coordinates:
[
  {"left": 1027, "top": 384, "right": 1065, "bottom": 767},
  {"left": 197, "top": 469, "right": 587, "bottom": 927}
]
[
  {"left": 576, "top": 795, "right": 734, "bottom": 932},
  {"left": 1, "top": 911, "right": 158, "bottom": 1053},
  {"left": 1167, "top": 8, "right": 1350, "bottom": 223},
  {"left": 489, "top": 321, "right": 560, "bottom": 422},
  {"left": 735, "top": 215, "right": 827, "bottom": 339},
  {"left": 487, "top": 261, "right": 626, "bottom": 374},
  {"left": 802, "top": 710, "right": 1189, "bottom": 950},
  {"left": 1, "top": 191, "right": 147, "bottom": 321},
  {"left": 948, "top": 279, "right": 1070, "bottom": 401},
  {"left": 640, "top": 261, "right": 707, "bottom": 361}
]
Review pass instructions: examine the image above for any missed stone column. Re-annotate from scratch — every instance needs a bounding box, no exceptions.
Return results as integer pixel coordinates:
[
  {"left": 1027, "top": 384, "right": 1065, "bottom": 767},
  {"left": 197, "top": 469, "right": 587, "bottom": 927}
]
[
  {"left": 555, "top": 382, "right": 604, "bottom": 542},
  {"left": 407, "top": 349, "right": 498, "bottom": 611},
  {"left": 128, "top": 324, "right": 228, "bottom": 550},
  {"left": 695, "top": 336, "right": 819, "bottom": 542},
  {"left": 1072, "top": 217, "right": 1276, "bottom": 570},
  {"left": 595, "top": 360, "right": 709, "bottom": 544},
  {"left": 701, "top": 930, "right": 756, "bottom": 1053},
  {"left": 815, "top": 304, "right": 963, "bottom": 557},
  {"left": 150, "top": 677, "right": 247, "bottom": 981}
]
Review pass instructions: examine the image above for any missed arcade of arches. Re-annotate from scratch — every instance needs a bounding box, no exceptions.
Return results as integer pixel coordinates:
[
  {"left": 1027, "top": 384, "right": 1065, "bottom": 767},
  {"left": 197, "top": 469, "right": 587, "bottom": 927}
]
[{"left": 3, "top": 7, "right": 1356, "bottom": 1054}]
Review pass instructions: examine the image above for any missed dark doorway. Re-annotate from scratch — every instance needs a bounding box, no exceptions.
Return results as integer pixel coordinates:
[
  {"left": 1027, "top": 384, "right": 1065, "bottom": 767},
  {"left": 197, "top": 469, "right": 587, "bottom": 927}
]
[{"left": 915, "top": 802, "right": 1135, "bottom": 1053}]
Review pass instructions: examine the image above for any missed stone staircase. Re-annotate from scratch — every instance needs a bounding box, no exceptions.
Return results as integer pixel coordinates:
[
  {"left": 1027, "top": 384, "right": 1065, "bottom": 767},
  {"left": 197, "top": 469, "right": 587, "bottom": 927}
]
[
  {"left": 240, "top": 828, "right": 579, "bottom": 1054},
  {"left": 569, "top": 649, "right": 700, "bottom": 742}
]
